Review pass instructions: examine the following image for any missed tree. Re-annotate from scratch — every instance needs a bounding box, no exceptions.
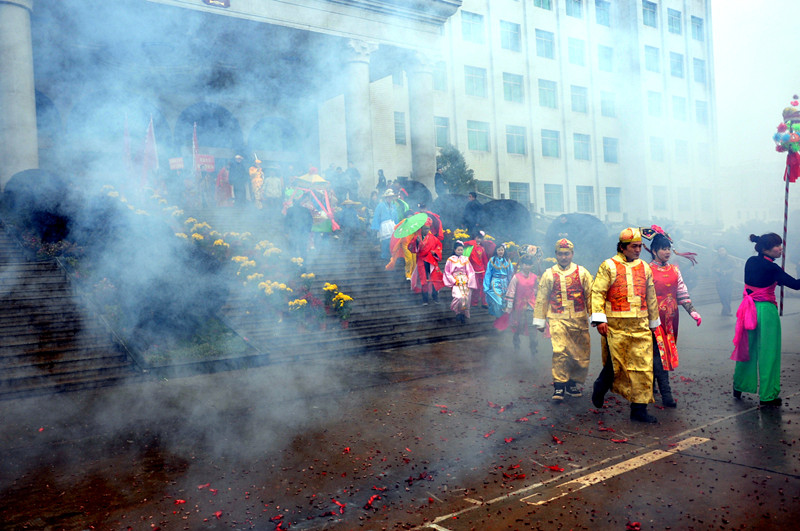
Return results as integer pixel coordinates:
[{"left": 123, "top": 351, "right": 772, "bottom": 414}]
[{"left": 436, "top": 144, "right": 476, "bottom": 195}]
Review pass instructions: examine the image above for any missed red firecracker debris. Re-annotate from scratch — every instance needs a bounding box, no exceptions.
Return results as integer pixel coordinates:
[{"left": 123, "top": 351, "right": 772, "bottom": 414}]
[
  {"left": 332, "top": 499, "right": 346, "bottom": 514},
  {"left": 499, "top": 402, "right": 514, "bottom": 412},
  {"left": 435, "top": 404, "right": 448, "bottom": 408},
  {"left": 488, "top": 401, "right": 499, "bottom": 409},
  {"left": 428, "top": 497, "right": 435, "bottom": 504},
  {"left": 174, "top": 499, "right": 186, "bottom": 505},
  {"left": 552, "top": 435, "right": 563, "bottom": 444},
  {"left": 679, "top": 376, "right": 695, "bottom": 382},
  {"left": 209, "top": 488, "right": 218, "bottom": 495},
  {"left": 598, "top": 427, "right": 615, "bottom": 432},
  {"left": 372, "top": 485, "right": 387, "bottom": 491},
  {"left": 547, "top": 465, "right": 564, "bottom": 472},
  {"left": 364, "top": 494, "right": 381, "bottom": 510},
  {"left": 214, "top": 510, "right": 222, "bottom": 519},
  {"left": 343, "top": 447, "right": 351, "bottom": 454},
  {"left": 198, "top": 483, "right": 210, "bottom": 490},
  {"left": 484, "top": 430, "right": 496, "bottom": 438},
  {"left": 504, "top": 437, "right": 514, "bottom": 443},
  {"left": 626, "top": 521, "right": 642, "bottom": 531},
  {"left": 38, "top": 427, "right": 44, "bottom": 432},
  {"left": 515, "top": 417, "right": 529, "bottom": 423},
  {"left": 611, "top": 438, "right": 629, "bottom": 443}
]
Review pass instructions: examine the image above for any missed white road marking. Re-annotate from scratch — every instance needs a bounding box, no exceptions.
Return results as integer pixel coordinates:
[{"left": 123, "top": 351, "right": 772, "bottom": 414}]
[{"left": 520, "top": 436, "right": 709, "bottom": 505}]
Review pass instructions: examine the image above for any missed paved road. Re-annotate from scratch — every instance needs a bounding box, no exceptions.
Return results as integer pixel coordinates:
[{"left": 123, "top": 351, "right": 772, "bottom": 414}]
[{"left": 1, "top": 299, "right": 799, "bottom": 530}]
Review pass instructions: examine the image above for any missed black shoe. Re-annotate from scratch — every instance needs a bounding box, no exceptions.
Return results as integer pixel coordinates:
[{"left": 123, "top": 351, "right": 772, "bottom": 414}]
[
  {"left": 552, "top": 386, "right": 565, "bottom": 401},
  {"left": 566, "top": 381, "right": 582, "bottom": 397},
  {"left": 760, "top": 398, "right": 782, "bottom": 407},
  {"left": 481, "top": 304, "right": 489, "bottom": 309},
  {"left": 661, "top": 395, "right": 677, "bottom": 408},
  {"left": 733, "top": 388, "right": 742, "bottom": 399},
  {"left": 591, "top": 379, "right": 606, "bottom": 408},
  {"left": 630, "top": 405, "right": 658, "bottom": 423}
]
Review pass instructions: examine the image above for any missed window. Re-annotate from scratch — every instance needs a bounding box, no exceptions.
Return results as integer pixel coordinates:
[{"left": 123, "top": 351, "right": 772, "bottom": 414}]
[
  {"left": 433, "top": 61, "right": 447, "bottom": 92},
  {"left": 672, "top": 96, "right": 687, "bottom": 121},
  {"left": 598, "top": 45, "right": 613, "bottom": 72},
  {"left": 652, "top": 185, "right": 669, "bottom": 211},
  {"left": 603, "top": 137, "right": 618, "bottom": 163},
  {"left": 544, "top": 184, "right": 564, "bottom": 212},
  {"left": 566, "top": 0, "right": 583, "bottom": 19},
  {"left": 576, "top": 185, "right": 595, "bottom": 212},
  {"left": 667, "top": 9, "right": 682, "bottom": 34},
  {"left": 693, "top": 58, "right": 707, "bottom": 84},
  {"left": 696, "top": 100, "right": 709, "bottom": 125},
  {"left": 677, "top": 187, "right": 691, "bottom": 211},
  {"left": 647, "top": 91, "right": 662, "bottom": 117},
  {"left": 644, "top": 46, "right": 660, "bottom": 73},
  {"left": 670, "top": 52, "right": 684, "bottom": 78},
  {"left": 541, "top": 129, "right": 560, "bottom": 158},
  {"left": 571, "top": 85, "right": 588, "bottom": 113},
  {"left": 574, "top": 133, "right": 591, "bottom": 161},
  {"left": 503, "top": 73, "right": 524, "bottom": 103},
  {"left": 467, "top": 120, "right": 490, "bottom": 151},
  {"left": 534, "top": 0, "right": 552, "bottom": 9},
  {"left": 600, "top": 91, "right": 616, "bottom": 117},
  {"left": 477, "top": 180, "right": 493, "bottom": 198},
  {"left": 691, "top": 16, "right": 704, "bottom": 41},
  {"left": 606, "top": 187, "right": 621, "bottom": 213},
  {"left": 500, "top": 21, "right": 521, "bottom": 52},
  {"left": 536, "top": 29, "right": 555, "bottom": 59},
  {"left": 642, "top": 0, "right": 657, "bottom": 28},
  {"left": 434, "top": 116, "right": 450, "bottom": 148},
  {"left": 568, "top": 38, "right": 586, "bottom": 66},
  {"left": 538, "top": 79, "right": 558, "bottom": 108},
  {"left": 464, "top": 66, "right": 487, "bottom": 97},
  {"left": 509, "top": 182, "right": 531, "bottom": 205},
  {"left": 461, "top": 11, "right": 484, "bottom": 44},
  {"left": 650, "top": 136, "right": 665, "bottom": 162},
  {"left": 394, "top": 112, "right": 406, "bottom": 144},
  {"left": 506, "top": 125, "right": 527, "bottom": 155},
  {"left": 595, "top": 0, "right": 610, "bottom": 26}
]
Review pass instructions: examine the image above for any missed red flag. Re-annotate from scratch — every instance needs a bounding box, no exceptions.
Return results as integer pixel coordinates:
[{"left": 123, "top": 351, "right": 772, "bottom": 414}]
[
  {"left": 142, "top": 115, "right": 158, "bottom": 188},
  {"left": 786, "top": 152, "right": 800, "bottom": 183}
]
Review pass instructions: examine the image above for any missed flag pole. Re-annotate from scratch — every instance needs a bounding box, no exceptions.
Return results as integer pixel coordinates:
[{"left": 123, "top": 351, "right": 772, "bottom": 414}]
[{"left": 781, "top": 164, "right": 790, "bottom": 316}]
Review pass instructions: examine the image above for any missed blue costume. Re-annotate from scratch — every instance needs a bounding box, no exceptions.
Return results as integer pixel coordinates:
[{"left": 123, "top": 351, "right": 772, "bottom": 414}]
[
  {"left": 483, "top": 256, "right": 514, "bottom": 317},
  {"left": 371, "top": 200, "right": 399, "bottom": 259}
]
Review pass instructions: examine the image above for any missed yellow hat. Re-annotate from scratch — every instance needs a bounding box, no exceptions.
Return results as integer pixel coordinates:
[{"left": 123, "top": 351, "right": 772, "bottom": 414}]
[
  {"left": 619, "top": 227, "right": 642, "bottom": 243},
  {"left": 555, "top": 238, "right": 574, "bottom": 251}
]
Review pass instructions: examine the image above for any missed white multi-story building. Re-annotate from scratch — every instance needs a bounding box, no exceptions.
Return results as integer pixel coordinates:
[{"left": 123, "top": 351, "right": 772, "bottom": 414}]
[{"left": 432, "top": 0, "right": 718, "bottom": 225}]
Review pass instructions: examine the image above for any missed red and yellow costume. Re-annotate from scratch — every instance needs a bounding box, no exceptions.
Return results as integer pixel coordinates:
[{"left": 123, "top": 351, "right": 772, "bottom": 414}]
[
  {"left": 534, "top": 253, "right": 593, "bottom": 385},
  {"left": 650, "top": 261, "right": 695, "bottom": 371},
  {"left": 409, "top": 231, "right": 444, "bottom": 294},
  {"left": 591, "top": 239, "right": 660, "bottom": 404}
]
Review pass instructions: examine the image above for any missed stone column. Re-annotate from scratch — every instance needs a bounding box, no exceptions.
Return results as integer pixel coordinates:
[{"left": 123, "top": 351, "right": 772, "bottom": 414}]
[
  {"left": 343, "top": 39, "right": 377, "bottom": 198},
  {"left": 0, "top": 0, "right": 38, "bottom": 190},
  {"left": 406, "top": 52, "right": 436, "bottom": 192}
]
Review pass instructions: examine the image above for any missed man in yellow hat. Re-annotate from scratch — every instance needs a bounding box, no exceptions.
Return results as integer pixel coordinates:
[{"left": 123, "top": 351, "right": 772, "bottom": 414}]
[
  {"left": 590, "top": 227, "right": 661, "bottom": 423},
  {"left": 533, "top": 238, "right": 594, "bottom": 402}
]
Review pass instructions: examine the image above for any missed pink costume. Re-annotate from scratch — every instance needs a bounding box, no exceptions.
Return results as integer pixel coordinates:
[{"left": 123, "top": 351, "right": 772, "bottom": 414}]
[
  {"left": 443, "top": 255, "right": 477, "bottom": 318},
  {"left": 731, "top": 283, "right": 777, "bottom": 362},
  {"left": 504, "top": 272, "right": 538, "bottom": 336}
]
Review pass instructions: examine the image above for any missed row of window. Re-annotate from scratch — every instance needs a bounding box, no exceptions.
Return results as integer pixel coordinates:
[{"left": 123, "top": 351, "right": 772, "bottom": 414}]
[
  {"left": 644, "top": 46, "right": 707, "bottom": 82},
  {"left": 461, "top": 2, "right": 705, "bottom": 50},
  {"left": 642, "top": 0, "right": 705, "bottom": 41},
  {"left": 647, "top": 92, "right": 710, "bottom": 124}
]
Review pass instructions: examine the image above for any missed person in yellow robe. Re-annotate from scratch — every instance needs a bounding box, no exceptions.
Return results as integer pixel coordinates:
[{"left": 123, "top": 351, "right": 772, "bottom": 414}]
[
  {"left": 590, "top": 227, "right": 661, "bottom": 423},
  {"left": 533, "top": 238, "right": 593, "bottom": 402}
]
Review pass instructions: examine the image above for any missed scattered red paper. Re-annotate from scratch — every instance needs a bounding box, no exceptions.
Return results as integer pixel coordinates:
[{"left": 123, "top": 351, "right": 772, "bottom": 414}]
[
  {"left": 504, "top": 437, "right": 514, "bottom": 443},
  {"left": 611, "top": 438, "right": 629, "bottom": 443},
  {"left": 679, "top": 376, "right": 695, "bottom": 382},
  {"left": 547, "top": 465, "right": 564, "bottom": 472},
  {"left": 515, "top": 417, "right": 529, "bottom": 422},
  {"left": 626, "top": 521, "right": 641, "bottom": 531},
  {"left": 209, "top": 488, "right": 218, "bottom": 495},
  {"left": 343, "top": 447, "right": 351, "bottom": 454},
  {"left": 488, "top": 401, "right": 499, "bottom": 409},
  {"left": 435, "top": 404, "right": 448, "bottom": 408},
  {"left": 405, "top": 447, "right": 411, "bottom": 452},
  {"left": 214, "top": 510, "right": 222, "bottom": 519},
  {"left": 598, "top": 427, "right": 615, "bottom": 432},
  {"left": 484, "top": 430, "right": 495, "bottom": 438},
  {"left": 270, "top": 514, "right": 284, "bottom": 522},
  {"left": 174, "top": 499, "right": 186, "bottom": 505},
  {"left": 372, "top": 485, "right": 387, "bottom": 491},
  {"left": 428, "top": 497, "right": 435, "bottom": 504},
  {"left": 364, "top": 494, "right": 381, "bottom": 510},
  {"left": 332, "top": 499, "right": 346, "bottom": 514},
  {"left": 38, "top": 427, "right": 44, "bottom": 432},
  {"left": 499, "top": 402, "right": 514, "bottom": 412},
  {"left": 502, "top": 472, "right": 526, "bottom": 480},
  {"left": 508, "top": 464, "right": 520, "bottom": 469},
  {"left": 552, "top": 435, "right": 563, "bottom": 444},
  {"left": 198, "top": 483, "right": 210, "bottom": 490}
]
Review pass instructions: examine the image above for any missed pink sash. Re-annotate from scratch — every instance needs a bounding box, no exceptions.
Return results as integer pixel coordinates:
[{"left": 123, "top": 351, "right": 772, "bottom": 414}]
[{"left": 730, "top": 283, "right": 777, "bottom": 362}]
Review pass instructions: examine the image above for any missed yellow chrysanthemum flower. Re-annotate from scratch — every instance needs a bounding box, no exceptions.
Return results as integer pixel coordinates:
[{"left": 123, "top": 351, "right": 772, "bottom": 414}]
[
  {"left": 175, "top": 233, "right": 188, "bottom": 239},
  {"left": 192, "top": 233, "right": 204, "bottom": 241},
  {"left": 107, "top": 191, "right": 120, "bottom": 198},
  {"left": 184, "top": 218, "right": 198, "bottom": 225}
]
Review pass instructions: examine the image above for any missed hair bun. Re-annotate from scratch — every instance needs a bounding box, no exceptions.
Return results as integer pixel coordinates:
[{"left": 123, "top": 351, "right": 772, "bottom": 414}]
[{"left": 749, "top": 234, "right": 759, "bottom": 243}]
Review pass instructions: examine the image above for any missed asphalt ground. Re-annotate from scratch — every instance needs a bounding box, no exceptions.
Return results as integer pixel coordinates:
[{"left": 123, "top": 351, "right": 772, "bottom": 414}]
[{"left": 0, "top": 298, "right": 799, "bottom": 530}]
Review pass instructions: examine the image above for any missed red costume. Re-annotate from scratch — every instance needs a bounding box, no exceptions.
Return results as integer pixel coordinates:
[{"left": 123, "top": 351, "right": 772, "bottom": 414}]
[
  {"left": 651, "top": 261, "right": 692, "bottom": 370},
  {"left": 409, "top": 232, "right": 444, "bottom": 294},
  {"left": 464, "top": 239, "right": 489, "bottom": 306},
  {"left": 505, "top": 271, "right": 538, "bottom": 336}
]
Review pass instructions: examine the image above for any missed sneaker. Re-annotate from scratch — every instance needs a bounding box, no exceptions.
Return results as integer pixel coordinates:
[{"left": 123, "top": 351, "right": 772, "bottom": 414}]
[
  {"left": 552, "top": 386, "right": 565, "bottom": 401},
  {"left": 760, "top": 397, "right": 782, "bottom": 407},
  {"left": 733, "top": 388, "right": 742, "bottom": 399},
  {"left": 565, "top": 382, "right": 582, "bottom": 397},
  {"left": 422, "top": 302, "right": 429, "bottom": 306},
  {"left": 630, "top": 405, "right": 658, "bottom": 423}
]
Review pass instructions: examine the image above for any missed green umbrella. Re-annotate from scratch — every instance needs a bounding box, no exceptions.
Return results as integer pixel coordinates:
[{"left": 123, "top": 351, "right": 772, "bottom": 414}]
[
  {"left": 393, "top": 212, "right": 429, "bottom": 238},
  {"left": 463, "top": 245, "right": 474, "bottom": 258}
]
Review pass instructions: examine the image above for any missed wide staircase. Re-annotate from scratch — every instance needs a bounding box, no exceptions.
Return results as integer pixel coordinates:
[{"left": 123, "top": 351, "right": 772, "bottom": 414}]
[
  {"left": 0, "top": 221, "right": 138, "bottom": 400},
  {"left": 196, "top": 207, "right": 497, "bottom": 362}
]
